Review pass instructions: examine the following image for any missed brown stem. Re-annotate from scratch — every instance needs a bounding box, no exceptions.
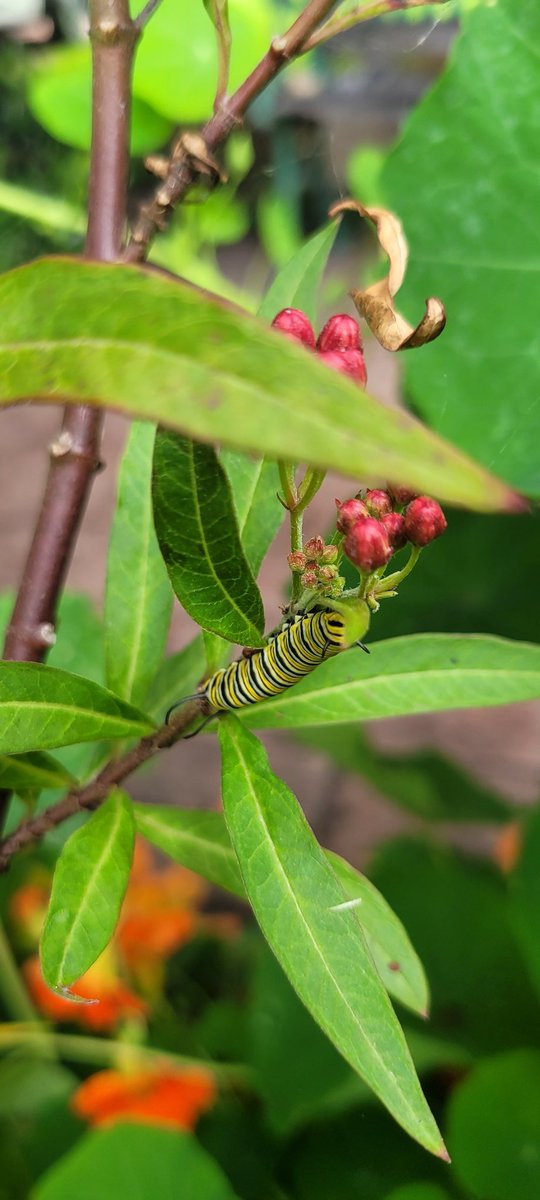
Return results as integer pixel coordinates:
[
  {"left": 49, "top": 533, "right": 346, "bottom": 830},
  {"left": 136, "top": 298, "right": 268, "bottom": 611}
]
[
  {"left": 0, "top": 702, "right": 202, "bottom": 871},
  {"left": 0, "top": 1, "right": 137, "bottom": 829},
  {"left": 124, "top": 0, "right": 341, "bottom": 261},
  {"left": 301, "top": 0, "right": 450, "bottom": 51}
]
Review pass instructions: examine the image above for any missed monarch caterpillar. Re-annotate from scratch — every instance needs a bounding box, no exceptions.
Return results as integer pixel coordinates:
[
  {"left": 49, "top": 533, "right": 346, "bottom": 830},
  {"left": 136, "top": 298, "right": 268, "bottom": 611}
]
[{"left": 167, "top": 609, "right": 368, "bottom": 727}]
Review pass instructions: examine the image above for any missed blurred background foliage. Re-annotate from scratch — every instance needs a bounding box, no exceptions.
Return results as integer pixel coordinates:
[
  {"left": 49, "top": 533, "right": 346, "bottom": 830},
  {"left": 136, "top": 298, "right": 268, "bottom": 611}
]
[{"left": 1, "top": 0, "right": 539, "bottom": 1197}]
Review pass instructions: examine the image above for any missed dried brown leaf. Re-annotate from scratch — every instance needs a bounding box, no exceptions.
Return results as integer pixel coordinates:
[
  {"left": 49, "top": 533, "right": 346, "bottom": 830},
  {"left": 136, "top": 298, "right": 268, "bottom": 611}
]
[{"left": 329, "top": 198, "right": 446, "bottom": 352}]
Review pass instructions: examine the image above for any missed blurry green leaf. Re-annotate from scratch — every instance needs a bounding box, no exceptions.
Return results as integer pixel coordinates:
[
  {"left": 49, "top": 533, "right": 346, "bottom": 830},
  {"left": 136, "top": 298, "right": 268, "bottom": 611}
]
[
  {"left": 191, "top": 188, "right": 249, "bottom": 247},
  {"left": 447, "top": 1050, "right": 540, "bottom": 1200},
  {"left": 241, "top": 634, "right": 540, "bottom": 729},
  {"left": 219, "top": 451, "right": 282, "bottom": 576},
  {"left": 146, "top": 635, "right": 206, "bottom": 721},
  {"left": 219, "top": 717, "right": 446, "bottom": 1157},
  {"left": 40, "top": 790, "right": 135, "bottom": 990},
  {"left": 383, "top": 0, "right": 540, "bottom": 494},
  {"left": 258, "top": 219, "right": 339, "bottom": 326},
  {"left": 134, "top": 801, "right": 427, "bottom": 1012},
  {"left": 0, "top": 663, "right": 153, "bottom": 755},
  {"left": 384, "top": 1187, "right": 451, "bottom": 1200},
  {"left": 224, "top": 132, "right": 254, "bottom": 180},
  {"left": 328, "top": 851, "right": 429, "bottom": 1016},
  {"left": 133, "top": 0, "right": 273, "bottom": 123},
  {"left": 347, "top": 145, "right": 387, "bottom": 209},
  {"left": 349, "top": 510, "right": 540, "bottom": 646},
  {"left": 28, "top": 46, "right": 173, "bottom": 154},
  {"left": 0, "top": 181, "right": 84, "bottom": 238},
  {"left": 297, "top": 725, "right": 512, "bottom": 823},
  {"left": 257, "top": 190, "right": 303, "bottom": 272},
  {"left": 105, "top": 421, "right": 172, "bottom": 707},
  {"left": 0, "top": 751, "right": 74, "bottom": 791},
  {"left": 134, "top": 805, "right": 245, "bottom": 898},
  {"left": 370, "top": 839, "right": 540, "bottom": 1054},
  {"left": 509, "top": 806, "right": 540, "bottom": 999},
  {"left": 197, "top": 1099, "right": 279, "bottom": 1200},
  {"left": 152, "top": 431, "right": 265, "bottom": 646},
  {"left": 0, "top": 1059, "right": 75, "bottom": 1119},
  {"left": 0, "top": 257, "right": 521, "bottom": 511},
  {"left": 33, "top": 1123, "right": 241, "bottom": 1200}
]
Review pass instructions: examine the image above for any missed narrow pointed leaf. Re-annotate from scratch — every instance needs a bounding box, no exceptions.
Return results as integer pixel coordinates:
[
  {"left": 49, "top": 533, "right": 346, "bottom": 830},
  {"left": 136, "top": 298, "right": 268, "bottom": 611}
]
[
  {"left": 258, "top": 219, "right": 340, "bottom": 324},
  {"left": 152, "top": 430, "right": 265, "bottom": 646},
  {"left": 219, "top": 450, "right": 282, "bottom": 576},
  {"left": 241, "top": 634, "right": 540, "bottom": 729},
  {"left": 0, "top": 257, "right": 522, "bottom": 511},
  {"left": 0, "top": 662, "right": 154, "bottom": 755},
  {"left": 0, "top": 751, "right": 75, "bottom": 791},
  {"left": 219, "top": 717, "right": 446, "bottom": 1156},
  {"left": 105, "top": 421, "right": 173, "bottom": 706},
  {"left": 40, "top": 790, "right": 135, "bottom": 990},
  {"left": 134, "top": 802, "right": 426, "bottom": 1013}
]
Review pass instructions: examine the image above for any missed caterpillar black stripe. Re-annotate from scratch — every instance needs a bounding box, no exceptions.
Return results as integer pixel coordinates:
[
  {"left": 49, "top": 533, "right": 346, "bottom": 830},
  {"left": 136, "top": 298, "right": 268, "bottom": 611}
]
[{"left": 167, "top": 610, "right": 368, "bottom": 728}]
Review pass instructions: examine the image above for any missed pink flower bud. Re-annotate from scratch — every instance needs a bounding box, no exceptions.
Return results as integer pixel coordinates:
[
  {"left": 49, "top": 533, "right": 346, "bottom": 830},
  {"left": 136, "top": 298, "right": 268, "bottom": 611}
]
[
  {"left": 318, "top": 348, "right": 367, "bottom": 387},
  {"left": 344, "top": 517, "right": 392, "bottom": 571},
  {"left": 317, "top": 565, "right": 338, "bottom": 583},
  {"left": 288, "top": 550, "right": 307, "bottom": 573},
  {"left": 303, "top": 535, "right": 325, "bottom": 561},
  {"left": 381, "top": 511, "right": 407, "bottom": 551},
  {"left": 301, "top": 567, "right": 319, "bottom": 589},
  {"left": 387, "top": 483, "right": 418, "bottom": 507},
  {"left": 335, "top": 497, "right": 369, "bottom": 533},
  {"left": 321, "top": 544, "right": 338, "bottom": 564},
  {"left": 271, "top": 308, "right": 316, "bottom": 348},
  {"left": 317, "top": 313, "right": 363, "bottom": 354},
  {"left": 404, "top": 496, "right": 447, "bottom": 546},
  {"left": 365, "top": 489, "right": 393, "bottom": 519}
]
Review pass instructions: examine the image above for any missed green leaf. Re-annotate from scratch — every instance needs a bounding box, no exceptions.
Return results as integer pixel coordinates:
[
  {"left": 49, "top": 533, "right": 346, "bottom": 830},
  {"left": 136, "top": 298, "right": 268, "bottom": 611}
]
[
  {"left": 382, "top": 0, "right": 540, "bottom": 494},
  {"left": 0, "top": 180, "right": 85, "bottom": 238},
  {"left": 134, "top": 802, "right": 427, "bottom": 1014},
  {"left": 0, "top": 1058, "right": 75, "bottom": 1119},
  {"left": 40, "top": 791, "right": 135, "bottom": 990},
  {"left": 219, "top": 451, "right": 282, "bottom": 577},
  {"left": 509, "top": 806, "right": 540, "bottom": 999},
  {"left": 0, "top": 663, "right": 153, "bottom": 755},
  {"left": 327, "top": 851, "right": 429, "bottom": 1016},
  {"left": 32, "top": 1123, "right": 241, "bottom": 1200},
  {"left": 146, "top": 635, "right": 206, "bottom": 720},
  {"left": 152, "top": 430, "right": 265, "bottom": 646},
  {"left": 0, "top": 257, "right": 520, "bottom": 512},
  {"left": 258, "top": 219, "right": 340, "bottom": 325},
  {"left": 296, "top": 726, "right": 512, "bottom": 823},
  {"left": 133, "top": 0, "right": 273, "bottom": 124},
  {"left": 447, "top": 1050, "right": 540, "bottom": 1200},
  {"left": 219, "top": 717, "right": 446, "bottom": 1157},
  {"left": 240, "top": 634, "right": 540, "bottom": 729},
  {"left": 134, "top": 805, "right": 245, "bottom": 899},
  {"left": 105, "top": 421, "right": 173, "bottom": 706},
  {"left": 0, "top": 751, "right": 74, "bottom": 792},
  {"left": 370, "top": 839, "right": 540, "bottom": 1055},
  {"left": 384, "top": 1187, "right": 452, "bottom": 1200},
  {"left": 28, "top": 45, "right": 174, "bottom": 155}
]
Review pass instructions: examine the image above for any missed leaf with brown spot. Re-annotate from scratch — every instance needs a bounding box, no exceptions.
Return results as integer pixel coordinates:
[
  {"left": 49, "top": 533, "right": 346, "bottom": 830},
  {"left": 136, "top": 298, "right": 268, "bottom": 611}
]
[{"left": 330, "top": 199, "right": 446, "bottom": 352}]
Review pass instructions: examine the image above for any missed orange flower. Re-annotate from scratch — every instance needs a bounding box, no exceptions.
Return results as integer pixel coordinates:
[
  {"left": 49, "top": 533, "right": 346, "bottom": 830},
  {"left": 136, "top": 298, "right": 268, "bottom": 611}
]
[
  {"left": 115, "top": 840, "right": 208, "bottom": 975},
  {"left": 9, "top": 873, "right": 50, "bottom": 948},
  {"left": 71, "top": 1065, "right": 216, "bottom": 1130},
  {"left": 493, "top": 821, "right": 522, "bottom": 874},
  {"left": 24, "top": 955, "right": 147, "bottom": 1032}
]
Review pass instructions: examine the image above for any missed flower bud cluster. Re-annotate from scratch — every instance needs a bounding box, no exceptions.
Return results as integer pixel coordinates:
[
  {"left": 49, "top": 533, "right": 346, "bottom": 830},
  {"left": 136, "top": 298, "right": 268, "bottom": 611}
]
[
  {"left": 272, "top": 309, "right": 367, "bottom": 387},
  {"left": 287, "top": 535, "right": 344, "bottom": 598},
  {"left": 336, "top": 487, "right": 447, "bottom": 572}
]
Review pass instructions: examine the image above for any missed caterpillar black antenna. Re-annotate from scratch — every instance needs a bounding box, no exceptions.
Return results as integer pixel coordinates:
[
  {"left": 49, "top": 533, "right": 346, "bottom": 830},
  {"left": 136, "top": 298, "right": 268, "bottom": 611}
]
[
  {"left": 182, "top": 713, "right": 218, "bottom": 740},
  {"left": 356, "top": 641, "right": 370, "bottom": 653},
  {"left": 165, "top": 694, "right": 204, "bottom": 725}
]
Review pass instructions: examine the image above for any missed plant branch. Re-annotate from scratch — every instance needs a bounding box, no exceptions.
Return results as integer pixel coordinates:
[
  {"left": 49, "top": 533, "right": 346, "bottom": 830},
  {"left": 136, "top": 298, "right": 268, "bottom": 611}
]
[
  {"left": 301, "top": 0, "right": 450, "bottom": 52},
  {"left": 124, "top": 0, "right": 342, "bottom": 261},
  {"left": 134, "top": 0, "right": 164, "bottom": 29},
  {"left": 0, "top": 701, "right": 202, "bottom": 871},
  {"left": 0, "top": 1, "right": 137, "bottom": 832}
]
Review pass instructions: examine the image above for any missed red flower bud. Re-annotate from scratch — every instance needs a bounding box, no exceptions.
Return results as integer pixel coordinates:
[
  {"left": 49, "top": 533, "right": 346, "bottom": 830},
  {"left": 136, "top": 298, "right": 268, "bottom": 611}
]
[
  {"left": 387, "top": 483, "right": 418, "bottom": 507},
  {"left": 335, "top": 497, "right": 369, "bottom": 533},
  {"left": 344, "top": 517, "right": 392, "bottom": 571},
  {"left": 317, "top": 565, "right": 338, "bottom": 583},
  {"left": 365, "top": 489, "right": 393, "bottom": 519},
  {"left": 318, "top": 348, "right": 367, "bottom": 387},
  {"left": 404, "top": 496, "right": 447, "bottom": 546},
  {"left": 271, "top": 308, "right": 316, "bottom": 348},
  {"left": 381, "top": 511, "right": 407, "bottom": 551},
  {"left": 321, "top": 544, "right": 338, "bottom": 565},
  {"left": 301, "top": 567, "right": 319, "bottom": 589},
  {"left": 288, "top": 550, "right": 307, "bottom": 573},
  {"left": 317, "top": 313, "right": 363, "bottom": 354},
  {"left": 303, "top": 535, "right": 325, "bottom": 561}
]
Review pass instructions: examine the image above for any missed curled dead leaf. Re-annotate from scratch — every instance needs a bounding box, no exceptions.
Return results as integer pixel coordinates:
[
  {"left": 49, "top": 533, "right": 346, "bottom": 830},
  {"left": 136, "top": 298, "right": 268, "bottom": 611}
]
[{"left": 329, "top": 198, "right": 446, "bottom": 352}]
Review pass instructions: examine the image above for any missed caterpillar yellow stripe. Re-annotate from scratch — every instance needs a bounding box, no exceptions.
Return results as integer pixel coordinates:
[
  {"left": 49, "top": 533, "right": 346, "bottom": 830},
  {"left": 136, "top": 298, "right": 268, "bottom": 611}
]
[{"left": 204, "top": 609, "right": 348, "bottom": 712}]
